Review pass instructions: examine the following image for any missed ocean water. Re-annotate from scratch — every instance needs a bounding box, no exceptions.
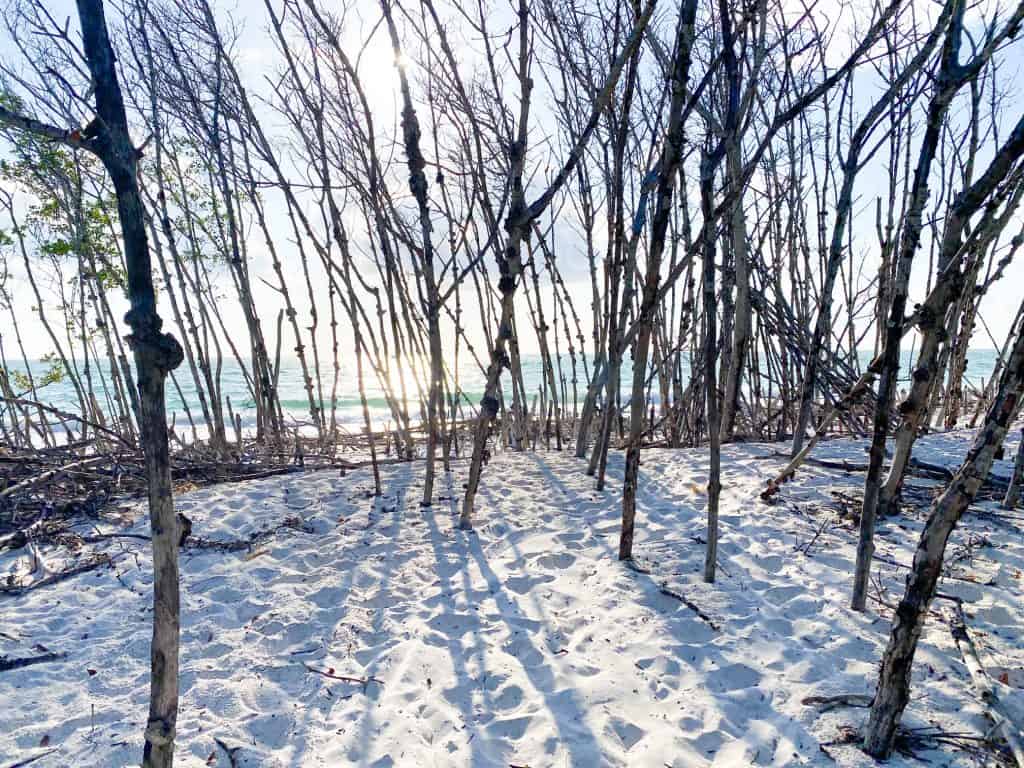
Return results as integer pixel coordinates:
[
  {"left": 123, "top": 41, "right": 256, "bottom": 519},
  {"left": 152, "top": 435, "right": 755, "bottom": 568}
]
[{"left": 4, "top": 348, "right": 1000, "bottom": 437}]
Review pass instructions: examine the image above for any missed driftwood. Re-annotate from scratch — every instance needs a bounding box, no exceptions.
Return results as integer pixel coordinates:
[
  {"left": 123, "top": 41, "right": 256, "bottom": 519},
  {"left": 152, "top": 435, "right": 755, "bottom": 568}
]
[
  {"left": 0, "top": 456, "right": 111, "bottom": 501},
  {"left": 760, "top": 448, "right": 1012, "bottom": 503},
  {"left": 4, "top": 748, "right": 60, "bottom": 768},
  {"left": 947, "top": 601, "right": 1024, "bottom": 766},
  {"left": 5, "top": 398, "right": 134, "bottom": 448},
  {"left": 801, "top": 693, "right": 873, "bottom": 712},
  {"left": 0, "top": 651, "right": 66, "bottom": 673},
  {"left": 0, "top": 554, "right": 114, "bottom": 596},
  {"left": 184, "top": 516, "right": 314, "bottom": 553}
]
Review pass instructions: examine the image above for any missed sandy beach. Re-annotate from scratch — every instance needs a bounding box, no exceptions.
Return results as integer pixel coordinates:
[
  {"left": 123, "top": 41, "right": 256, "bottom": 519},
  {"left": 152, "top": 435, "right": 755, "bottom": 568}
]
[{"left": 3, "top": 428, "right": 1022, "bottom": 767}]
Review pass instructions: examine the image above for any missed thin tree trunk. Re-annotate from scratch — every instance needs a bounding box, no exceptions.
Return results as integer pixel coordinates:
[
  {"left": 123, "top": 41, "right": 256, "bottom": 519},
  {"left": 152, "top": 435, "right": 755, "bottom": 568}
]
[
  {"left": 620, "top": 0, "right": 698, "bottom": 560},
  {"left": 863, "top": 303, "right": 1024, "bottom": 757},
  {"left": 460, "top": 0, "right": 655, "bottom": 529},
  {"left": 381, "top": 0, "right": 444, "bottom": 505},
  {"left": 0, "top": 3, "right": 192, "bottom": 764},
  {"left": 852, "top": 3, "right": 973, "bottom": 611}
]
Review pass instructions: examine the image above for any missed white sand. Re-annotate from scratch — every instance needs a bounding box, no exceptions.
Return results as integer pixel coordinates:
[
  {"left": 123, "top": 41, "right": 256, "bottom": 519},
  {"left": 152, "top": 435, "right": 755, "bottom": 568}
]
[{"left": 2, "top": 429, "right": 1023, "bottom": 767}]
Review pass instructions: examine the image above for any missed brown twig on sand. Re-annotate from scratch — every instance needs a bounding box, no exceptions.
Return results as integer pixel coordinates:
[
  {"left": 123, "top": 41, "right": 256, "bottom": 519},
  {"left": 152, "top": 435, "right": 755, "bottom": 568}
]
[
  {"left": 302, "top": 662, "right": 384, "bottom": 687},
  {"left": 658, "top": 585, "right": 720, "bottom": 631}
]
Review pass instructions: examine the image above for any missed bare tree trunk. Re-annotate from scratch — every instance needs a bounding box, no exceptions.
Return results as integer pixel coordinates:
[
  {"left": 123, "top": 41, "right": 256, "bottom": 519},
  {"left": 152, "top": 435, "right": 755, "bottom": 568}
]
[
  {"left": 620, "top": 0, "right": 698, "bottom": 560},
  {"left": 460, "top": 0, "right": 655, "bottom": 529},
  {"left": 719, "top": 141, "right": 751, "bottom": 441},
  {"left": 380, "top": 0, "right": 443, "bottom": 505},
  {"left": 85, "top": 11, "right": 184, "bottom": 766},
  {"left": 791, "top": 5, "right": 951, "bottom": 455},
  {"left": 852, "top": 2, "right": 975, "bottom": 610},
  {"left": 699, "top": 150, "right": 723, "bottom": 583},
  {"left": 0, "top": 1, "right": 189, "bottom": 763},
  {"left": 877, "top": 112, "right": 1024, "bottom": 517},
  {"left": 863, "top": 303, "right": 1024, "bottom": 757}
]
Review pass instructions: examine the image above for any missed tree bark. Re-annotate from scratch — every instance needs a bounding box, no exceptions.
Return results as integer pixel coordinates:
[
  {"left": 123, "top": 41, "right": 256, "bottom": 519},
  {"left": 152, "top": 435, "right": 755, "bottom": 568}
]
[
  {"left": 1004, "top": 428, "right": 1024, "bottom": 509},
  {"left": 620, "top": 0, "right": 698, "bottom": 559},
  {"left": 852, "top": 1, "right": 973, "bottom": 610},
  {"left": 77, "top": 1, "right": 184, "bottom": 765},
  {"left": 460, "top": 0, "right": 656, "bottom": 529},
  {"left": 863, "top": 305, "right": 1024, "bottom": 757}
]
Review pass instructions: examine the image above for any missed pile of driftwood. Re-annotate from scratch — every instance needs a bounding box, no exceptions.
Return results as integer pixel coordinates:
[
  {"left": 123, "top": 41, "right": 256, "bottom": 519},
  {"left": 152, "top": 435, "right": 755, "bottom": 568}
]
[{"left": 0, "top": 433, "right": 356, "bottom": 550}]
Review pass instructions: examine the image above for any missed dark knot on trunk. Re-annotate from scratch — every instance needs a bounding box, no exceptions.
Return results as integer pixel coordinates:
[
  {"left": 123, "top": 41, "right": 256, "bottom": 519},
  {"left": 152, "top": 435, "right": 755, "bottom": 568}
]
[
  {"left": 126, "top": 321, "right": 185, "bottom": 377},
  {"left": 498, "top": 275, "right": 516, "bottom": 295},
  {"left": 480, "top": 394, "right": 500, "bottom": 418}
]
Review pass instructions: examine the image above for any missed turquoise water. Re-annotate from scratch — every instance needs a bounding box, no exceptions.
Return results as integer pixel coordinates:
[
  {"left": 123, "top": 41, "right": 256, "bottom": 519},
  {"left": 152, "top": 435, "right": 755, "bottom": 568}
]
[
  {"left": 6, "top": 353, "right": 587, "bottom": 433},
  {"left": 3, "top": 348, "right": 1000, "bottom": 436}
]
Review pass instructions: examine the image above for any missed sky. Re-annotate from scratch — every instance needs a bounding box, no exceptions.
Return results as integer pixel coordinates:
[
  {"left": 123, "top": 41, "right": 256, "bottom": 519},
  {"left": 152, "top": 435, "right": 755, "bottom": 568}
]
[{"left": 1, "top": 0, "right": 1023, "bottom": 374}]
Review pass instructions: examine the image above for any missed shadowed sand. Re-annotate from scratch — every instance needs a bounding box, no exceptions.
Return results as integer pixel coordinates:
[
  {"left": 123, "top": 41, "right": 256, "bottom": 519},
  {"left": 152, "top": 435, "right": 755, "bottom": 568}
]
[{"left": 2, "top": 428, "right": 1023, "bottom": 767}]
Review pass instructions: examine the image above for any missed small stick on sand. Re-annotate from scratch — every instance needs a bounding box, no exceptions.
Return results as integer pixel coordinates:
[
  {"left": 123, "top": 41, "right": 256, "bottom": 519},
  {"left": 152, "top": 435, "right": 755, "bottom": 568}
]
[
  {"left": 658, "top": 586, "right": 720, "bottom": 631},
  {"left": 5, "top": 747, "right": 60, "bottom": 768},
  {"left": 801, "top": 693, "right": 873, "bottom": 712},
  {"left": 303, "top": 662, "right": 384, "bottom": 687}
]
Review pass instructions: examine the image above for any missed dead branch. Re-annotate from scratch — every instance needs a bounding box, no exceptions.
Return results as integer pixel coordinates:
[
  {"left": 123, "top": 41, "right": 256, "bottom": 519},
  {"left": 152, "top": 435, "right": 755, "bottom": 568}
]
[
  {"left": 0, "top": 651, "right": 67, "bottom": 673},
  {"left": 302, "top": 662, "right": 384, "bottom": 687},
  {"left": 947, "top": 600, "right": 1024, "bottom": 766}
]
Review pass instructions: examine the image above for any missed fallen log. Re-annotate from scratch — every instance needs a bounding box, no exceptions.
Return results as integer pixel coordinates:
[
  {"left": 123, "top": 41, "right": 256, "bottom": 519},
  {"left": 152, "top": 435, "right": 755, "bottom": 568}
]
[
  {"left": 0, "top": 651, "right": 66, "bottom": 673},
  {"left": 948, "top": 600, "right": 1024, "bottom": 766}
]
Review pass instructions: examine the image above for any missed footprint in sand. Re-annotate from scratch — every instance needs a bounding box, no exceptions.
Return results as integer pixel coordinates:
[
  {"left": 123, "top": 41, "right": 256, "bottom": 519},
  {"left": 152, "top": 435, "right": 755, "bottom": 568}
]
[
  {"left": 502, "top": 635, "right": 545, "bottom": 667},
  {"left": 781, "top": 595, "right": 825, "bottom": 619},
  {"left": 532, "top": 552, "right": 576, "bottom": 570},
  {"left": 309, "top": 586, "right": 346, "bottom": 609},
  {"left": 571, "top": 662, "right": 602, "bottom": 677},
  {"left": 976, "top": 602, "right": 1017, "bottom": 626},
  {"left": 487, "top": 715, "right": 532, "bottom": 740},
  {"left": 505, "top": 573, "right": 554, "bottom": 595},
  {"left": 493, "top": 683, "right": 524, "bottom": 710},
  {"left": 482, "top": 672, "right": 509, "bottom": 692},
  {"left": 556, "top": 530, "right": 585, "bottom": 543},
  {"left": 762, "top": 585, "right": 803, "bottom": 607},
  {"left": 677, "top": 715, "right": 702, "bottom": 732},
  {"left": 688, "top": 729, "right": 725, "bottom": 756},
  {"left": 754, "top": 554, "right": 784, "bottom": 573},
  {"left": 426, "top": 611, "right": 479, "bottom": 638},
  {"left": 606, "top": 716, "right": 645, "bottom": 751},
  {"left": 711, "top": 663, "right": 760, "bottom": 692}
]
